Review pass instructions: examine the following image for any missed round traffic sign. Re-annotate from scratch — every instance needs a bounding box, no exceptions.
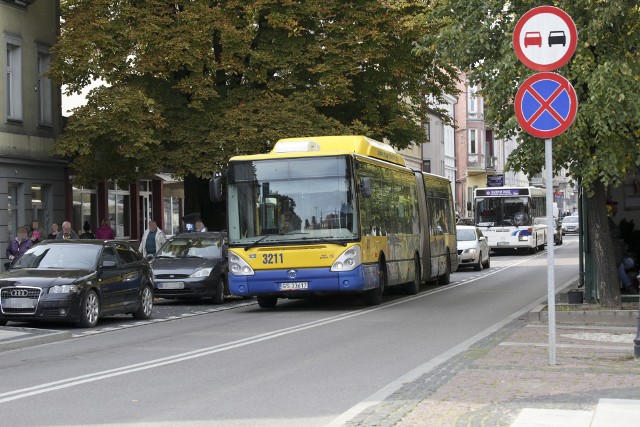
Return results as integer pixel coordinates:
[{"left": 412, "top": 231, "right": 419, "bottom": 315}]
[
  {"left": 513, "top": 6, "right": 577, "bottom": 71},
  {"left": 515, "top": 72, "right": 578, "bottom": 138}
]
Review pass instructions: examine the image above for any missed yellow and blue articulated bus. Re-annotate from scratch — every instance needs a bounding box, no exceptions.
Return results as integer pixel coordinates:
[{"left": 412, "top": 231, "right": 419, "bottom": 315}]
[{"left": 211, "top": 136, "right": 457, "bottom": 308}]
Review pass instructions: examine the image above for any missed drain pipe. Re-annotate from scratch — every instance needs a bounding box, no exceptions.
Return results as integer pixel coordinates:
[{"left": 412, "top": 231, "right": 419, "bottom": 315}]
[{"left": 635, "top": 308, "right": 640, "bottom": 360}]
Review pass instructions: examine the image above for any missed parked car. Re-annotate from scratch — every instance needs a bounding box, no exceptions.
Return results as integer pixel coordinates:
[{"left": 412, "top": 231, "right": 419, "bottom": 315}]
[
  {"left": 0, "top": 240, "right": 153, "bottom": 327},
  {"left": 456, "top": 226, "right": 490, "bottom": 271},
  {"left": 533, "top": 217, "right": 563, "bottom": 245},
  {"left": 561, "top": 215, "right": 580, "bottom": 234},
  {"left": 151, "top": 232, "right": 228, "bottom": 303}
]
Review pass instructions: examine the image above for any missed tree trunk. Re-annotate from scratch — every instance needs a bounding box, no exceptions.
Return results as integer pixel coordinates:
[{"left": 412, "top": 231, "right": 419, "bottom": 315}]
[{"left": 586, "top": 181, "right": 621, "bottom": 308}]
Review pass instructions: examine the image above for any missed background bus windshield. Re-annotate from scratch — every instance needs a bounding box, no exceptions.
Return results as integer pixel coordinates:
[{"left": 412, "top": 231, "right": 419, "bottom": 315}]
[
  {"left": 475, "top": 197, "right": 531, "bottom": 227},
  {"left": 227, "top": 156, "right": 358, "bottom": 245}
]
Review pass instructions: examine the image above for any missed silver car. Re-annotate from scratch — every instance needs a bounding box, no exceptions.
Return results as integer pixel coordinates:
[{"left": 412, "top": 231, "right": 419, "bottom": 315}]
[
  {"left": 561, "top": 216, "right": 579, "bottom": 234},
  {"left": 456, "top": 225, "right": 490, "bottom": 271}
]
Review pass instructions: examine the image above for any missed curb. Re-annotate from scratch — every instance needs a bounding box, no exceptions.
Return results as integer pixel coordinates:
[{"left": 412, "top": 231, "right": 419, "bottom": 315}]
[
  {"left": 528, "top": 304, "right": 639, "bottom": 326},
  {"left": 0, "top": 330, "right": 72, "bottom": 353}
]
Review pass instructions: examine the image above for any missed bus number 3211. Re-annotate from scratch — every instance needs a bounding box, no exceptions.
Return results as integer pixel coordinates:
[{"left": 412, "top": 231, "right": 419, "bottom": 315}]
[{"left": 263, "top": 254, "right": 284, "bottom": 264}]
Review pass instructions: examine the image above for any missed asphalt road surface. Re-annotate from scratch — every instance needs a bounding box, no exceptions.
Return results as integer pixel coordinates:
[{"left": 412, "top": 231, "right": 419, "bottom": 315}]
[{"left": 0, "top": 236, "right": 579, "bottom": 427}]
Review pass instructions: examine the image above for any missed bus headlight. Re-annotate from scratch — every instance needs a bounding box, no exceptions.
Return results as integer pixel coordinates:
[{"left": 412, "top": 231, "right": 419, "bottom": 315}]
[
  {"left": 229, "top": 252, "right": 254, "bottom": 276},
  {"left": 331, "top": 245, "right": 362, "bottom": 272}
]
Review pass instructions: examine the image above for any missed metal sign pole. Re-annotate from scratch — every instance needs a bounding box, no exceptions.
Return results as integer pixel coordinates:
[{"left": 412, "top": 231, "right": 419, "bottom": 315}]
[{"left": 545, "top": 137, "right": 556, "bottom": 365}]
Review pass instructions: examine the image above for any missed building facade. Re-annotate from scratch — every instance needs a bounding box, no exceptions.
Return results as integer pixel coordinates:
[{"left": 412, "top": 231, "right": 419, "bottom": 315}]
[{"left": 1, "top": 0, "right": 66, "bottom": 269}]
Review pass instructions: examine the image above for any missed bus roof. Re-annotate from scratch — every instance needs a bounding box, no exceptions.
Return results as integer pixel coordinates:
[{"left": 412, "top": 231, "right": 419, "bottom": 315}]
[{"left": 228, "top": 135, "right": 406, "bottom": 167}]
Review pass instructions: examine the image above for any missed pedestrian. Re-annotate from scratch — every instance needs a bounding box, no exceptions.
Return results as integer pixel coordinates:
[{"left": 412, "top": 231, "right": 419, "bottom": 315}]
[
  {"left": 95, "top": 218, "right": 115, "bottom": 239},
  {"left": 6, "top": 226, "right": 33, "bottom": 263},
  {"left": 29, "top": 220, "right": 44, "bottom": 244},
  {"left": 79, "top": 221, "right": 96, "bottom": 239},
  {"left": 140, "top": 220, "right": 167, "bottom": 257},
  {"left": 47, "top": 223, "right": 59, "bottom": 240},
  {"left": 56, "top": 221, "right": 79, "bottom": 240},
  {"left": 195, "top": 221, "right": 208, "bottom": 232}
]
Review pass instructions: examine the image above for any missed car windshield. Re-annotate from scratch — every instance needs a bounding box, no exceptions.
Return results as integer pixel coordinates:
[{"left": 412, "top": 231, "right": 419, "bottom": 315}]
[
  {"left": 12, "top": 244, "right": 101, "bottom": 270},
  {"left": 564, "top": 216, "right": 579, "bottom": 224},
  {"left": 156, "top": 237, "right": 224, "bottom": 259},
  {"left": 457, "top": 229, "right": 477, "bottom": 241}
]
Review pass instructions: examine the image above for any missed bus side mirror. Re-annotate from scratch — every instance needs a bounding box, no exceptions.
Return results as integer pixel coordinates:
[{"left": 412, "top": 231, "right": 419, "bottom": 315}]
[
  {"left": 209, "top": 173, "right": 224, "bottom": 202},
  {"left": 360, "top": 177, "right": 373, "bottom": 198}
]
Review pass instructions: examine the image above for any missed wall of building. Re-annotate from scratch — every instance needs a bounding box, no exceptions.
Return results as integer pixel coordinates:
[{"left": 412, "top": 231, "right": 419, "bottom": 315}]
[{"left": 1, "top": 0, "right": 65, "bottom": 270}]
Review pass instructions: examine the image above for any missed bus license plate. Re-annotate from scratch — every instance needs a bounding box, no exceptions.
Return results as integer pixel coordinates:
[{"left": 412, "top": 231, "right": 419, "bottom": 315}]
[
  {"left": 497, "top": 242, "right": 509, "bottom": 246},
  {"left": 280, "top": 282, "right": 308, "bottom": 291}
]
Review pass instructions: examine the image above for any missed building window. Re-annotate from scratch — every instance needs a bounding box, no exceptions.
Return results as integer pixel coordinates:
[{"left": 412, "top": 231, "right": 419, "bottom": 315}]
[
  {"left": 37, "top": 47, "right": 52, "bottom": 126},
  {"left": 109, "top": 182, "right": 131, "bottom": 238},
  {"left": 164, "top": 196, "right": 182, "bottom": 236},
  {"left": 423, "top": 160, "right": 431, "bottom": 173},
  {"left": 73, "top": 186, "right": 97, "bottom": 234},
  {"left": 5, "top": 35, "right": 22, "bottom": 122},
  {"left": 467, "top": 85, "right": 477, "bottom": 117},
  {"left": 468, "top": 129, "right": 478, "bottom": 154},
  {"left": 424, "top": 121, "right": 431, "bottom": 142},
  {"left": 7, "top": 183, "right": 19, "bottom": 239}
]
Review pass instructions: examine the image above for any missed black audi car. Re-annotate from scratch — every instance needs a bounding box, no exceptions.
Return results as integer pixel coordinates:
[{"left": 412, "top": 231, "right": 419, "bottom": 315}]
[
  {"left": 0, "top": 240, "right": 154, "bottom": 327},
  {"left": 151, "top": 232, "right": 228, "bottom": 303}
]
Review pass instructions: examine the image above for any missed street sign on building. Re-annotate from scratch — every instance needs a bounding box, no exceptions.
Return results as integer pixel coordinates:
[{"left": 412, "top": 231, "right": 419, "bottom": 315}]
[
  {"left": 513, "top": 6, "right": 577, "bottom": 71},
  {"left": 515, "top": 72, "right": 578, "bottom": 139},
  {"left": 487, "top": 175, "right": 504, "bottom": 187}
]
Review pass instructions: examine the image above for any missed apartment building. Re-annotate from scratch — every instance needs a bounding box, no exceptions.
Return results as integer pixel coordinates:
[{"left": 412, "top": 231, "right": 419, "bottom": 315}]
[{"left": 1, "top": 0, "right": 66, "bottom": 268}]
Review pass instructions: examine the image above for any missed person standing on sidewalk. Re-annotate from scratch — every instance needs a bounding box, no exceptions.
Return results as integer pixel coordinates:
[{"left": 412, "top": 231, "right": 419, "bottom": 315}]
[
  {"left": 95, "top": 218, "right": 115, "bottom": 239},
  {"left": 56, "top": 221, "right": 79, "bottom": 240},
  {"left": 140, "top": 220, "right": 167, "bottom": 257},
  {"left": 46, "top": 223, "right": 59, "bottom": 240},
  {"left": 6, "top": 227, "right": 33, "bottom": 263}
]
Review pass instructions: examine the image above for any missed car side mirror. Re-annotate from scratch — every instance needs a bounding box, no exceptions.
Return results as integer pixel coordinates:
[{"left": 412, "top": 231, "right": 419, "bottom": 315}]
[
  {"left": 479, "top": 236, "right": 486, "bottom": 241},
  {"left": 146, "top": 254, "right": 154, "bottom": 260},
  {"left": 360, "top": 177, "right": 373, "bottom": 198},
  {"left": 102, "top": 260, "right": 117, "bottom": 269}
]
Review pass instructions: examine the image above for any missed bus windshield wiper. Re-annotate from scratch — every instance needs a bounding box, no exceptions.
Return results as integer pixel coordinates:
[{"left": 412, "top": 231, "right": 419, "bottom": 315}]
[
  {"left": 244, "top": 234, "right": 278, "bottom": 251},
  {"left": 299, "top": 236, "right": 348, "bottom": 246}
]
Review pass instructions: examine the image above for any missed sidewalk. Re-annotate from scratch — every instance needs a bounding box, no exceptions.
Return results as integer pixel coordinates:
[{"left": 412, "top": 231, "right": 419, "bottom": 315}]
[{"left": 346, "top": 290, "right": 640, "bottom": 427}]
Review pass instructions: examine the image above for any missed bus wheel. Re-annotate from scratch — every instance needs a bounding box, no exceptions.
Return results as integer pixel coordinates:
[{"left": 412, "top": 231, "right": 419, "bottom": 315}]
[
  {"left": 364, "top": 261, "right": 386, "bottom": 305},
  {"left": 438, "top": 252, "right": 451, "bottom": 286},
  {"left": 257, "top": 296, "right": 277, "bottom": 308},
  {"left": 404, "top": 255, "right": 421, "bottom": 295}
]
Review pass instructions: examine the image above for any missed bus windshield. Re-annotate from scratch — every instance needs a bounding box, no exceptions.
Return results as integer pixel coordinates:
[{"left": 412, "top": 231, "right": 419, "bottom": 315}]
[
  {"left": 227, "top": 156, "right": 358, "bottom": 246},
  {"left": 475, "top": 196, "right": 531, "bottom": 227}
]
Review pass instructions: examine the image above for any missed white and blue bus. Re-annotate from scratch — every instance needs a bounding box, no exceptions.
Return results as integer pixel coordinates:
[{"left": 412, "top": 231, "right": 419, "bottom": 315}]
[{"left": 473, "top": 186, "right": 547, "bottom": 253}]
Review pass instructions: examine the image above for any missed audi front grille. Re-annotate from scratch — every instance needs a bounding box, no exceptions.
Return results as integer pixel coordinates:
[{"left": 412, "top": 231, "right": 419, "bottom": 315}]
[{"left": 0, "top": 287, "right": 42, "bottom": 315}]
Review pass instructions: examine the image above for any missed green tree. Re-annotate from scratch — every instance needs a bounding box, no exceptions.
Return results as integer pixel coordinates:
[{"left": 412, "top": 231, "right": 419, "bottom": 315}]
[
  {"left": 51, "top": 0, "right": 458, "bottom": 187},
  {"left": 422, "top": 0, "right": 640, "bottom": 307}
]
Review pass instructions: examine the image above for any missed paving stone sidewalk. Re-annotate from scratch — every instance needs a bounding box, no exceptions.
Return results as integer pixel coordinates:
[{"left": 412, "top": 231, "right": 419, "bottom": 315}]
[{"left": 346, "top": 315, "right": 640, "bottom": 427}]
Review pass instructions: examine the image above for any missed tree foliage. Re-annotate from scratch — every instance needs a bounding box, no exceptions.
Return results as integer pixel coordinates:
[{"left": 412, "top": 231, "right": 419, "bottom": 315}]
[
  {"left": 422, "top": 0, "right": 640, "bottom": 307},
  {"left": 51, "top": 0, "right": 458, "bottom": 186}
]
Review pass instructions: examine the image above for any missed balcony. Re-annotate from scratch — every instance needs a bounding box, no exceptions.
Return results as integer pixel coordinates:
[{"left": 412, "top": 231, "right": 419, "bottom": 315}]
[{"left": 468, "top": 154, "right": 498, "bottom": 175}]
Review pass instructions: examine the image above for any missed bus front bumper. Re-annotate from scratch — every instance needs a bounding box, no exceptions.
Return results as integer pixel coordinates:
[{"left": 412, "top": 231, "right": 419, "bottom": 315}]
[{"left": 229, "top": 264, "right": 379, "bottom": 297}]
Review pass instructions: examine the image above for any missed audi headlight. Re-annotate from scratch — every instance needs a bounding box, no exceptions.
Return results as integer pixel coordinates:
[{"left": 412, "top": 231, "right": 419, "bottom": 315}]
[
  {"left": 331, "top": 245, "right": 362, "bottom": 272},
  {"left": 49, "top": 284, "right": 79, "bottom": 294},
  {"left": 229, "top": 252, "right": 254, "bottom": 276},
  {"left": 190, "top": 268, "right": 213, "bottom": 278}
]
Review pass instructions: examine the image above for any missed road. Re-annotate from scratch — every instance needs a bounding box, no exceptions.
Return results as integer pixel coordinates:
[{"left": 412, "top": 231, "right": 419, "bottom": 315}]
[{"left": 0, "top": 236, "right": 579, "bottom": 427}]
